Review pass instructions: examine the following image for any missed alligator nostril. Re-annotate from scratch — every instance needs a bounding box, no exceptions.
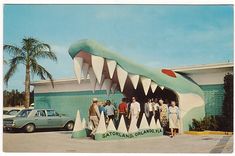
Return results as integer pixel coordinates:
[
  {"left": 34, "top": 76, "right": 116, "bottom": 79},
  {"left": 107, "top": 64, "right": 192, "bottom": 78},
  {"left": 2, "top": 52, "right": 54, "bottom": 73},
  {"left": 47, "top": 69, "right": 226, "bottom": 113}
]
[{"left": 161, "top": 69, "right": 177, "bottom": 78}]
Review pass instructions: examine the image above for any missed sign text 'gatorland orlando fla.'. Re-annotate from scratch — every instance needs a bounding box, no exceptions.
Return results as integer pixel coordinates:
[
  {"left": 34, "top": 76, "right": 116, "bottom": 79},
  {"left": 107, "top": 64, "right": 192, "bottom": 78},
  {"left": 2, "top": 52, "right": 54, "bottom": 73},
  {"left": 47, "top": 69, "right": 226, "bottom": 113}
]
[{"left": 95, "top": 128, "right": 163, "bottom": 140}]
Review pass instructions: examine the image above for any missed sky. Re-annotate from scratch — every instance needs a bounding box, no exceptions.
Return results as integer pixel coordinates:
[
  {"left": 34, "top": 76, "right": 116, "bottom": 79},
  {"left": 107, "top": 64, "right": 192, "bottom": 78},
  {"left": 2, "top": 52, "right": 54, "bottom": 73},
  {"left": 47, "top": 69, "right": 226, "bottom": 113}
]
[{"left": 3, "top": 4, "right": 234, "bottom": 91}]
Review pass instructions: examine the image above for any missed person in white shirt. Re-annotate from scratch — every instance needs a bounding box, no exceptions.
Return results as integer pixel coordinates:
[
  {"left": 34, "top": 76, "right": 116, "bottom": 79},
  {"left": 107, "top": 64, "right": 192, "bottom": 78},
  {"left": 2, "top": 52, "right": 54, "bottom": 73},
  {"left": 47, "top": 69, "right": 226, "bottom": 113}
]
[
  {"left": 153, "top": 98, "right": 160, "bottom": 122},
  {"left": 145, "top": 98, "right": 154, "bottom": 124},
  {"left": 129, "top": 97, "right": 140, "bottom": 126}
]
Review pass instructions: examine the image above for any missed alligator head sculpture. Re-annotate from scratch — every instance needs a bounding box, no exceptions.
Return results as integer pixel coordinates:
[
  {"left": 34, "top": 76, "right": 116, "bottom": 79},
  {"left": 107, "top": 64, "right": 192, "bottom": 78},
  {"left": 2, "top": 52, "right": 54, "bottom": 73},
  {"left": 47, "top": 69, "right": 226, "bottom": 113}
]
[{"left": 68, "top": 39, "right": 205, "bottom": 131}]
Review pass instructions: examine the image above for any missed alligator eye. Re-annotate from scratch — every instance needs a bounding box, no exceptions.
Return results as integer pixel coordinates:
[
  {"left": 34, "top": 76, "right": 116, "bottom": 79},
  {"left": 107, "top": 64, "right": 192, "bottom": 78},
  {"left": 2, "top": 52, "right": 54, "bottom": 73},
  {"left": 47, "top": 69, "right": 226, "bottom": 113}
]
[{"left": 161, "top": 69, "right": 176, "bottom": 78}]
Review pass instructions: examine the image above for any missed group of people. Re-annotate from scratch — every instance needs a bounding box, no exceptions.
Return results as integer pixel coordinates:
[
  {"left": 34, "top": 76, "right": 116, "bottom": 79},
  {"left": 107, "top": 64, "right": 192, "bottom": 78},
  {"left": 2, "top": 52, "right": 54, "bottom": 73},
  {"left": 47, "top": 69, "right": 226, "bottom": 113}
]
[
  {"left": 88, "top": 96, "right": 180, "bottom": 138},
  {"left": 144, "top": 98, "right": 180, "bottom": 138}
]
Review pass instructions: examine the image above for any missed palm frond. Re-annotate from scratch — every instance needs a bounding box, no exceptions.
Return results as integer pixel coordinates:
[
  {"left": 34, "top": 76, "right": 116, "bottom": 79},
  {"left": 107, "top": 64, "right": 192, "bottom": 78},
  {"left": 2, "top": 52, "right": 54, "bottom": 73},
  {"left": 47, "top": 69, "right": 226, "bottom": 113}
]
[
  {"left": 32, "top": 43, "right": 57, "bottom": 61},
  {"left": 4, "top": 56, "right": 24, "bottom": 86},
  {"left": 3, "top": 45, "right": 24, "bottom": 57},
  {"left": 33, "top": 43, "right": 51, "bottom": 51},
  {"left": 22, "top": 37, "right": 40, "bottom": 53},
  {"left": 30, "top": 59, "right": 54, "bottom": 87},
  {"left": 4, "top": 63, "right": 17, "bottom": 86},
  {"left": 32, "top": 50, "right": 57, "bottom": 61}
]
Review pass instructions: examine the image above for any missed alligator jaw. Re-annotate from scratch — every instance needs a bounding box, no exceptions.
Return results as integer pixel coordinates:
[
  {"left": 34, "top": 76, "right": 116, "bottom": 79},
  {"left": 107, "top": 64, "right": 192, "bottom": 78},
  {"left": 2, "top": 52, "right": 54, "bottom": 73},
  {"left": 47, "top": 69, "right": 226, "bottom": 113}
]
[{"left": 73, "top": 51, "right": 160, "bottom": 97}]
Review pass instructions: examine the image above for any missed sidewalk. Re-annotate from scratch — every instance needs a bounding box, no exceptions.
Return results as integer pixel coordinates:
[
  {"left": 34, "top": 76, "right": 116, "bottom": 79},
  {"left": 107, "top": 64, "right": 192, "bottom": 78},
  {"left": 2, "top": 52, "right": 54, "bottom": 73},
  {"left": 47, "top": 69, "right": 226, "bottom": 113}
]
[{"left": 3, "top": 131, "right": 233, "bottom": 153}]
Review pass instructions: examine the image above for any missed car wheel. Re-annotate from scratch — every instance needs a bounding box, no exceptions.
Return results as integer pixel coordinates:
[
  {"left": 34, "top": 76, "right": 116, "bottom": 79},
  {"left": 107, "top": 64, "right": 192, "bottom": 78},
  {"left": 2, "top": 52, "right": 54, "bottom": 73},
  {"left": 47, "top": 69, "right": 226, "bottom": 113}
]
[
  {"left": 24, "top": 124, "right": 35, "bottom": 133},
  {"left": 65, "top": 122, "right": 74, "bottom": 131}
]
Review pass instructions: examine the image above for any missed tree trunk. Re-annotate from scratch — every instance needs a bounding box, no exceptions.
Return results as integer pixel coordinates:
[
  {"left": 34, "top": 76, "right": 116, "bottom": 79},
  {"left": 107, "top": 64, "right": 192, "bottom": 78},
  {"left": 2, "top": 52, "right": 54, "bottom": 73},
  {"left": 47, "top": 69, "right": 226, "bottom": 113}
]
[{"left": 24, "top": 63, "right": 30, "bottom": 108}]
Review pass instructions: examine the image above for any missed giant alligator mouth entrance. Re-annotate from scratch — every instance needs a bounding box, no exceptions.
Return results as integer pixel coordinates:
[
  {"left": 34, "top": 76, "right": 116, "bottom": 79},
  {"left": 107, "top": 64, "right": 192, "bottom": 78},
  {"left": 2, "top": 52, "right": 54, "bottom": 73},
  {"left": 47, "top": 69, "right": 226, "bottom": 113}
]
[
  {"left": 123, "top": 78, "right": 178, "bottom": 105},
  {"left": 74, "top": 51, "right": 179, "bottom": 107},
  {"left": 69, "top": 40, "right": 205, "bottom": 136}
]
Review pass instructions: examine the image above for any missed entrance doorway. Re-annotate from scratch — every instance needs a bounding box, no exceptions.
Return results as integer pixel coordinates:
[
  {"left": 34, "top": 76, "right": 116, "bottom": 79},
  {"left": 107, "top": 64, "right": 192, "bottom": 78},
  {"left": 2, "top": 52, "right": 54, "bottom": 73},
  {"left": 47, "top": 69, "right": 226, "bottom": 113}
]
[{"left": 121, "top": 76, "right": 179, "bottom": 133}]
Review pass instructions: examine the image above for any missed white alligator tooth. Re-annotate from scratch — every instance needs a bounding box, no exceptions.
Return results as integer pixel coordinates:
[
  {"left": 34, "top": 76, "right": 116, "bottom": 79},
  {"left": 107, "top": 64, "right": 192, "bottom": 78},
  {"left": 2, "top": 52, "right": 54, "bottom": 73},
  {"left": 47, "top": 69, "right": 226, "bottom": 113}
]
[
  {"left": 102, "top": 79, "right": 112, "bottom": 95},
  {"left": 140, "top": 76, "right": 151, "bottom": 95},
  {"left": 128, "top": 116, "right": 138, "bottom": 133},
  {"left": 106, "top": 59, "right": 116, "bottom": 79},
  {"left": 96, "top": 111, "right": 107, "bottom": 134},
  {"left": 88, "top": 67, "right": 97, "bottom": 93},
  {"left": 73, "top": 110, "right": 83, "bottom": 131},
  {"left": 151, "top": 81, "right": 158, "bottom": 93},
  {"left": 111, "top": 83, "right": 117, "bottom": 94},
  {"left": 91, "top": 55, "right": 104, "bottom": 84},
  {"left": 107, "top": 119, "right": 116, "bottom": 131},
  {"left": 117, "top": 115, "right": 128, "bottom": 133},
  {"left": 82, "top": 63, "right": 89, "bottom": 80},
  {"left": 73, "top": 57, "right": 83, "bottom": 84},
  {"left": 156, "top": 119, "right": 162, "bottom": 129},
  {"left": 139, "top": 113, "right": 150, "bottom": 129},
  {"left": 129, "top": 74, "right": 139, "bottom": 89},
  {"left": 99, "top": 75, "right": 105, "bottom": 89},
  {"left": 149, "top": 116, "right": 157, "bottom": 129},
  {"left": 116, "top": 65, "right": 128, "bottom": 92},
  {"left": 160, "top": 86, "right": 164, "bottom": 90},
  {"left": 82, "top": 118, "right": 87, "bottom": 129},
  {"left": 95, "top": 81, "right": 100, "bottom": 89}
]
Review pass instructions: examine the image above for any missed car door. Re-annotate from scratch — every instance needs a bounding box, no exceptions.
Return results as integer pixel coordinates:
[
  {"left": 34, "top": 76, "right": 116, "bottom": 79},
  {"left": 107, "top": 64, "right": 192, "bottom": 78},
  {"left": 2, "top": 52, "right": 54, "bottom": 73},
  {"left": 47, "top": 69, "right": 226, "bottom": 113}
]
[
  {"left": 46, "top": 110, "right": 63, "bottom": 128},
  {"left": 34, "top": 110, "right": 48, "bottom": 128}
]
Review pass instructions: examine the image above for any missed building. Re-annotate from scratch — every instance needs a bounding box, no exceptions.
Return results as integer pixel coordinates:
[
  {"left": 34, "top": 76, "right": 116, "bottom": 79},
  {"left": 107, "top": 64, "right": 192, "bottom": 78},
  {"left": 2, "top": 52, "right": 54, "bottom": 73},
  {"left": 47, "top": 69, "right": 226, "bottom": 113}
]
[
  {"left": 31, "top": 40, "right": 233, "bottom": 132},
  {"left": 173, "top": 62, "right": 233, "bottom": 116}
]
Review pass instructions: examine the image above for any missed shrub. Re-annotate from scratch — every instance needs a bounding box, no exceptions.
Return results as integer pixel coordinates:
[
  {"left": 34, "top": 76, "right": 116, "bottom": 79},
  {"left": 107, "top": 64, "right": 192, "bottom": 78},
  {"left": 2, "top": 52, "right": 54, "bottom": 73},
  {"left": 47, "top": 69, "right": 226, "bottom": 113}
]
[
  {"left": 190, "top": 116, "right": 220, "bottom": 131},
  {"left": 222, "top": 73, "right": 233, "bottom": 132},
  {"left": 190, "top": 118, "right": 204, "bottom": 131}
]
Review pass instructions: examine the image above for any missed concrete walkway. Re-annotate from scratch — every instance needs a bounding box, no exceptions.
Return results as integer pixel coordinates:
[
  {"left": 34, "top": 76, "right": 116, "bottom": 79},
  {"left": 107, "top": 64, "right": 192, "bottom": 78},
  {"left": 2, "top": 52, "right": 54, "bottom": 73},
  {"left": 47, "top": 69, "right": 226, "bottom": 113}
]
[
  {"left": 3, "top": 131, "right": 233, "bottom": 153},
  {"left": 211, "top": 135, "right": 233, "bottom": 153}
]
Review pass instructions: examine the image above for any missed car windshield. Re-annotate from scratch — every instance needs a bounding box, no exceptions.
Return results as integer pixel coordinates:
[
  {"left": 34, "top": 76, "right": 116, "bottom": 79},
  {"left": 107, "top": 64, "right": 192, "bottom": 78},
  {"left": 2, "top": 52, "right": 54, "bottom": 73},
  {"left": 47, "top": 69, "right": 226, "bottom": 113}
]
[
  {"left": 6, "top": 109, "right": 20, "bottom": 115},
  {"left": 16, "top": 109, "right": 32, "bottom": 117}
]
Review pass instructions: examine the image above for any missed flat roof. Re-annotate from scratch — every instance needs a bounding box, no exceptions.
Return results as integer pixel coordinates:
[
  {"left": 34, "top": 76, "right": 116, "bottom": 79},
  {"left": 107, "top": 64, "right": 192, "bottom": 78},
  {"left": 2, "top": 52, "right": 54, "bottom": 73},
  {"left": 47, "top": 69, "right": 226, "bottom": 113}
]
[
  {"left": 31, "top": 77, "right": 78, "bottom": 85},
  {"left": 31, "top": 62, "right": 234, "bottom": 85},
  {"left": 172, "top": 62, "right": 233, "bottom": 73}
]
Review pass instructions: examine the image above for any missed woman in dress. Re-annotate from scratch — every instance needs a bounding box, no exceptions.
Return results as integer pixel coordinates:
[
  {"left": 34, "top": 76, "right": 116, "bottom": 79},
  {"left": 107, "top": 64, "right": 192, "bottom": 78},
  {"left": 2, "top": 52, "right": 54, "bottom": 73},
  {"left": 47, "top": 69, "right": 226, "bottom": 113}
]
[
  {"left": 168, "top": 101, "right": 180, "bottom": 138},
  {"left": 159, "top": 99, "right": 168, "bottom": 132}
]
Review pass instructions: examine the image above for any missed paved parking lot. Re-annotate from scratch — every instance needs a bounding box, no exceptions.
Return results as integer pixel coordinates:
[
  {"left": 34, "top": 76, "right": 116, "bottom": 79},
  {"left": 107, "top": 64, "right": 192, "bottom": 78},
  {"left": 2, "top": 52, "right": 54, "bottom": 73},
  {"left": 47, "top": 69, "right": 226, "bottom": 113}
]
[{"left": 3, "top": 130, "right": 233, "bottom": 153}]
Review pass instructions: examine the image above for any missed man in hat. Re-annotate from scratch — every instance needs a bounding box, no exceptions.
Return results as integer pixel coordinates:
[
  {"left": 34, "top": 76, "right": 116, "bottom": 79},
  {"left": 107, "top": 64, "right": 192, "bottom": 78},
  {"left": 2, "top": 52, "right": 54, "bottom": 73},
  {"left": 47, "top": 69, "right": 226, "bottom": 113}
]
[{"left": 88, "top": 97, "right": 101, "bottom": 136}]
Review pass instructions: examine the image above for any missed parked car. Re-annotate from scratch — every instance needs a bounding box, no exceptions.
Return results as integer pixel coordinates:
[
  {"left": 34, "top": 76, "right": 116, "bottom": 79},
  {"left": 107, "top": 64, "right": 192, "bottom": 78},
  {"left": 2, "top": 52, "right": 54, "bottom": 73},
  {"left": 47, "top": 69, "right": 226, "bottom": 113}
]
[
  {"left": 29, "top": 103, "right": 34, "bottom": 109},
  {"left": 3, "top": 107, "right": 24, "bottom": 119},
  {"left": 3, "top": 109, "right": 75, "bottom": 133},
  {"left": 3, "top": 110, "right": 9, "bottom": 115}
]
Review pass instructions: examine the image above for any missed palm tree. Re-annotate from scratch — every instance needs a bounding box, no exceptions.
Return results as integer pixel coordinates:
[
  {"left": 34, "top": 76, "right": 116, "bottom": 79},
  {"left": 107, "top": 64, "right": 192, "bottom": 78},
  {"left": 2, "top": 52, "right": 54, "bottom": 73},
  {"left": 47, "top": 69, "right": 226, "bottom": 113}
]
[{"left": 4, "top": 37, "right": 57, "bottom": 108}]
